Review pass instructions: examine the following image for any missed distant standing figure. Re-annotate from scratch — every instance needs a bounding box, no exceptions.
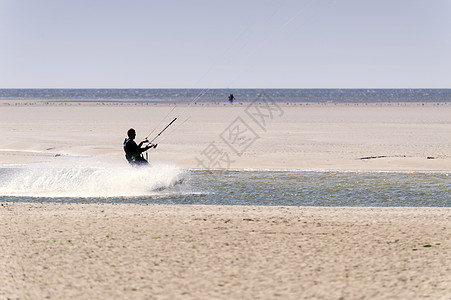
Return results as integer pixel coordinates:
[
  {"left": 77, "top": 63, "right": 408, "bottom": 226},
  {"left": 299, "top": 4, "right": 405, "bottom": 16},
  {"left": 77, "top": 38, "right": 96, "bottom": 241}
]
[
  {"left": 123, "top": 128, "right": 155, "bottom": 166},
  {"left": 228, "top": 93, "right": 235, "bottom": 103}
]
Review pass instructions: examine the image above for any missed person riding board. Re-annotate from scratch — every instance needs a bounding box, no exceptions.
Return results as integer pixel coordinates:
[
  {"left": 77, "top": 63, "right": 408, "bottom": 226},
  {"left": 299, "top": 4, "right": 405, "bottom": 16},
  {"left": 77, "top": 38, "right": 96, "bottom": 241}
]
[{"left": 123, "top": 128, "right": 156, "bottom": 165}]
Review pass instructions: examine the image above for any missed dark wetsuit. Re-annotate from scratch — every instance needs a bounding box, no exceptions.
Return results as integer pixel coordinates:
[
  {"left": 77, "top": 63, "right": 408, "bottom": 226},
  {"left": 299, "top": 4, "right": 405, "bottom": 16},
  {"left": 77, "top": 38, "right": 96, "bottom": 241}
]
[{"left": 123, "top": 138, "right": 149, "bottom": 165}]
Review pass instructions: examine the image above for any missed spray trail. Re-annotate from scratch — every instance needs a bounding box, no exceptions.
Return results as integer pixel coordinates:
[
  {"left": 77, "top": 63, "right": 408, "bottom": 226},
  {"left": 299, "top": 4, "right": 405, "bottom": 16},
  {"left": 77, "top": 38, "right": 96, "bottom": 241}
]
[{"left": 0, "top": 158, "right": 187, "bottom": 198}]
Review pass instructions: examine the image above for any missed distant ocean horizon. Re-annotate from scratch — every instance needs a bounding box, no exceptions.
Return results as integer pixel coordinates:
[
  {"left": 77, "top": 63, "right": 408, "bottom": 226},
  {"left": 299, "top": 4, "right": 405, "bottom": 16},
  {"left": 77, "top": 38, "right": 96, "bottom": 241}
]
[{"left": 1, "top": 88, "right": 451, "bottom": 104}]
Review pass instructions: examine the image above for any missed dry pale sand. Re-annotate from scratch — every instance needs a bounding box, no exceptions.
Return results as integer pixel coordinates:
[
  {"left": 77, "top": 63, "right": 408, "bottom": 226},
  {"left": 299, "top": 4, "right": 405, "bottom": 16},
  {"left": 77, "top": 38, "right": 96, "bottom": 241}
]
[
  {"left": 0, "top": 102, "right": 450, "bottom": 170},
  {"left": 1, "top": 203, "right": 451, "bottom": 299}
]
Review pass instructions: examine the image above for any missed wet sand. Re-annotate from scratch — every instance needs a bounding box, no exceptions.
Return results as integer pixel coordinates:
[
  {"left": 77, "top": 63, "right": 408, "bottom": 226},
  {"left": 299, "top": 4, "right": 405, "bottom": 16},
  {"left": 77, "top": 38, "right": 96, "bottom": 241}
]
[{"left": 0, "top": 102, "right": 450, "bottom": 170}]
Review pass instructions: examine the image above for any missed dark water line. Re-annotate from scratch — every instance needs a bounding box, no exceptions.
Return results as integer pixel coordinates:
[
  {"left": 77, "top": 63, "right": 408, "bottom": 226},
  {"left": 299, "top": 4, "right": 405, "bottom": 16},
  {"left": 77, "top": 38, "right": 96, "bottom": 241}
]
[{"left": 2, "top": 89, "right": 451, "bottom": 104}]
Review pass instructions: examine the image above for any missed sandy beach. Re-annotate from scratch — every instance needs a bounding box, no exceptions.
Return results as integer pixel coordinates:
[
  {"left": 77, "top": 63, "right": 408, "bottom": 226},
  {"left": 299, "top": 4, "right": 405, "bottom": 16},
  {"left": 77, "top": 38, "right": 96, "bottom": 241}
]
[
  {"left": 1, "top": 203, "right": 451, "bottom": 299},
  {"left": 1, "top": 103, "right": 451, "bottom": 299},
  {"left": 0, "top": 102, "right": 450, "bottom": 170}
]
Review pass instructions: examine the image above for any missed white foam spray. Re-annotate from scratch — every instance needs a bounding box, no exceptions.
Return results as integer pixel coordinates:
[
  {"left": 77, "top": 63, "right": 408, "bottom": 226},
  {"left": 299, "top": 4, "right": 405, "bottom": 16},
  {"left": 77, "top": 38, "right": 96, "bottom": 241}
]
[{"left": 0, "top": 157, "right": 187, "bottom": 198}]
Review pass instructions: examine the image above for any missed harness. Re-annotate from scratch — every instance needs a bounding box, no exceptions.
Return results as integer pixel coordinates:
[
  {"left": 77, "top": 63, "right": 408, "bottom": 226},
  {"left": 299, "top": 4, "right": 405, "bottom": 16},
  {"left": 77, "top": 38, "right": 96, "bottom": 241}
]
[
  {"left": 124, "top": 138, "right": 147, "bottom": 165},
  {"left": 123, "top": 138, "right": 136, "bottom": 163}
]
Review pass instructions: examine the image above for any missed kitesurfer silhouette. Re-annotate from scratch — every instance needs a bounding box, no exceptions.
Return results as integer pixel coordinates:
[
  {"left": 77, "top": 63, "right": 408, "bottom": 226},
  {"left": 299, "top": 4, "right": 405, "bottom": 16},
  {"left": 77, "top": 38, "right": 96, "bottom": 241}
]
[{"left": 123, "top": 128, "right": 155, "bottom": 166}]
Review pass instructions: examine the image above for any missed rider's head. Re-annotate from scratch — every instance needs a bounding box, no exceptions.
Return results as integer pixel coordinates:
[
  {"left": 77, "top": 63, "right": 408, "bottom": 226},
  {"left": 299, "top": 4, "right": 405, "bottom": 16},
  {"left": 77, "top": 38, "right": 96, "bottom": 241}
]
[{"left": 127, "top": 128, "right": 136, "bottom": 139}]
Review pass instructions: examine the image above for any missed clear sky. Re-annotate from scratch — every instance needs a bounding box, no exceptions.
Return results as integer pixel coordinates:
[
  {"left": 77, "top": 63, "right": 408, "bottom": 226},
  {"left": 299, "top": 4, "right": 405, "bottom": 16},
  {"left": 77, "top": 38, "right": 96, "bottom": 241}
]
[{"left": 1, "top": 0, "right": 450, "bottom": 88}]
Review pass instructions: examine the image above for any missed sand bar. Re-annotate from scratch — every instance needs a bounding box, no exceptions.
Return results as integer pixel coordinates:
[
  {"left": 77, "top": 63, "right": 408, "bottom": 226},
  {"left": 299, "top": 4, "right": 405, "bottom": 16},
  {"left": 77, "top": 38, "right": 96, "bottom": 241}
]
[
  {"left": 1, "top": 203, "right": 451, "bottom": 299},
  {"left": 0, "top": 103, "right": 450, "bottom": 171}
]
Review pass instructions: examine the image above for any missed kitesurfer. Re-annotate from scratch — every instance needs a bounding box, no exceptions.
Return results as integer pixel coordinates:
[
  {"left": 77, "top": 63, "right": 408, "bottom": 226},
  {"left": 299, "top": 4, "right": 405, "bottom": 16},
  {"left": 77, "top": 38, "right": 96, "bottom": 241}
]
[
  {"left": 228, "top": 93, "right": 235, "bottom": 103},
  {"left": 123, "top": 128, "right": 155, "bottom": 166}
]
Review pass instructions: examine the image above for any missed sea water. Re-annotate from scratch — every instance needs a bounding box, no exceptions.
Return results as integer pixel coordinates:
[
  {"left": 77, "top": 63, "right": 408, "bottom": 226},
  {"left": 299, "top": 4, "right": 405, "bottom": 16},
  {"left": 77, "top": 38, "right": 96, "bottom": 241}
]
[
  {"left": 0, "top": 161, "right": 449, "bottom": 207},
  {"left": 1, "top": 88, "right": 451, "bottom": 104}
]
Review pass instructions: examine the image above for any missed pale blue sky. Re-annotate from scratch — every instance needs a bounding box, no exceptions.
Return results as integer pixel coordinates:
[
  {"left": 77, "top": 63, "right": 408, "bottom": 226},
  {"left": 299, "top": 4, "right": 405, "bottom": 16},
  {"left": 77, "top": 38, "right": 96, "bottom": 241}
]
[{"left": 1, "top": 0, "right": 450, "bottom": 88}]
